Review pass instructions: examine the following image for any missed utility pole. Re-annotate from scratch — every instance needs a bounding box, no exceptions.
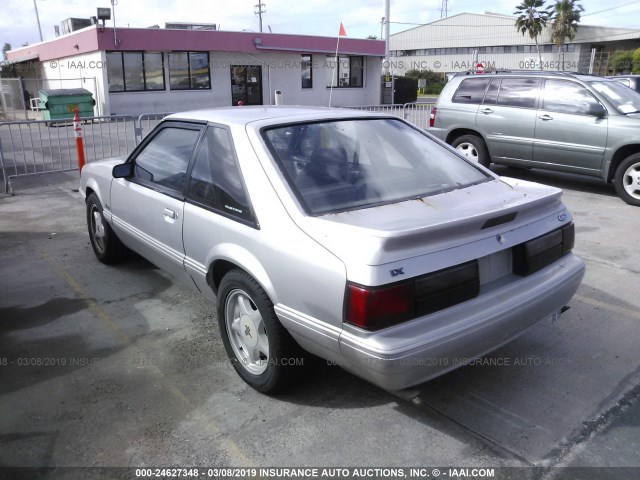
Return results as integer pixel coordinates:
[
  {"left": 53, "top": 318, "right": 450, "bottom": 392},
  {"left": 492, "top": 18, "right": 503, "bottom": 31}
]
[
  {"left": 33, "top": 0, "right": 43, "bottom": 42},
  {"left": 254, "top": 1, "right": 266, "bottom": 33},
  {"left": 384, "top": 0, "right": 390, "bottom": 73},
  {"left": 440, "top": 0, "right": 448, "bottom": 18}
]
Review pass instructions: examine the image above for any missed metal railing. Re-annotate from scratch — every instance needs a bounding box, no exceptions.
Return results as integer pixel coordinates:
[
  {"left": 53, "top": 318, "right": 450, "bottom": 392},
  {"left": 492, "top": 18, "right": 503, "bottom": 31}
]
[
  {"left": 136, "top": 112, "right": 173, "bottom": 144},
  {"left": 0, "top": 105, "right": 435, "bottom": 194},
  {"left": 0, "top": 115, "right": 137, "bottom": 194},
  {"left": 343, "top": 102, "right": 434, "bottom": 130},
  {"left": 0, "top": 113, "right": 178, "bottom": 194}
]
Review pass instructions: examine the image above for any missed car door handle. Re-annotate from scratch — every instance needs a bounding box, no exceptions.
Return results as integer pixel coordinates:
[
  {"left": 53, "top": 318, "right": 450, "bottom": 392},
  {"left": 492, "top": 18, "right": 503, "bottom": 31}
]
[
  {"left": 481, "top": 108, "right": 493, "bottom": 115},
  {"left": 539, "top": 114, "right": 553, "bottom": 121},
  {"left": 163, "top": 208, "right": 178, "bottom": 220}
]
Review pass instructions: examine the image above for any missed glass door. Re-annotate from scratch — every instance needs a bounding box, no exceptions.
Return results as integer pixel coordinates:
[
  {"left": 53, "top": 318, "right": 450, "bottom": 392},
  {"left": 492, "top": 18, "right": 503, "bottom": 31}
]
[{"left": 230, "top": 65, "right": 263, "bottom": 106}]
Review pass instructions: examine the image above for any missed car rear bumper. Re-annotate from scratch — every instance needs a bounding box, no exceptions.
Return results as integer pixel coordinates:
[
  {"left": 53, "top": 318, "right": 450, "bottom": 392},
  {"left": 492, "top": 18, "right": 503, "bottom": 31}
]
[
  {"left": 426, "top": 127, "right": 447, "bottom": 142},
  {"left": 337, "top": 253, "right": 585, "bottom": 391}
]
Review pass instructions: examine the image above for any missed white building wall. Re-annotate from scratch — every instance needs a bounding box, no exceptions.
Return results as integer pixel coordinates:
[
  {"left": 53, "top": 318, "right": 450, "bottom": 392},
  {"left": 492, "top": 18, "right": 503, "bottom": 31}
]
[
  {"left": 106, "top": 51, "right": 382, "bottom": 115},
  {"left": 389, "top": 50, "right": 583, "bottom": 76},
  {"left": 40, "top": 51, "right": 108, "bottom": 116},
  {"left": 389, "top": 12, "right": 640, "bottom": 75}
]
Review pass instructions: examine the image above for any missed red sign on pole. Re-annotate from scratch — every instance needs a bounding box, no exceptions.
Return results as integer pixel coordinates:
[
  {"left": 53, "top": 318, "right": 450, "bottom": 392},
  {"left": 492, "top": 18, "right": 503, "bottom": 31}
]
[{"left": 475, "top": 63, "right": 484, "bottom": 74}]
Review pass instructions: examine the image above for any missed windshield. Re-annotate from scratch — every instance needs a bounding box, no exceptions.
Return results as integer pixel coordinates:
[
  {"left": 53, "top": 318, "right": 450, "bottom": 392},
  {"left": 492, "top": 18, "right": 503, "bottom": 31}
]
[
  {"left": 262, "top": 118, "right": 490, "bottom": 215},
  {"left": 590, "top": 80, "right": 640, "bottom": 114}
]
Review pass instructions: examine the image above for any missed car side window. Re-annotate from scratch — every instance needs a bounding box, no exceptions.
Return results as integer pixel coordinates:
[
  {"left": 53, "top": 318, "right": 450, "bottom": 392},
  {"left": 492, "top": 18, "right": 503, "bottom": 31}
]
[
  {"left": 452, "top": 78, "right": 491, "bottom": 104},
  {"left": 134, "top": 126, "right": 200, "bottom": 192},
  {"left": 543, "top": 79, "right": 601, "bottom": 115},
  {"left": 483, "top": 79, "right": 500, "bottom": 105},
  {"left": 187, "top": 127, "right": 253, "bottom": 222},
  {"left": 496, "top": 78, "right": 540, "bottom": 109}
]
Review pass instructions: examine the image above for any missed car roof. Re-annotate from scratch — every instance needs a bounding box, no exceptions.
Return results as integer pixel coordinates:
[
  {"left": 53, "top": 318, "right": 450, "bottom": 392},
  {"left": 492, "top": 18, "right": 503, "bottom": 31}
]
[{"left": 166, "top": 106, "right": 384, "bottom": 126}]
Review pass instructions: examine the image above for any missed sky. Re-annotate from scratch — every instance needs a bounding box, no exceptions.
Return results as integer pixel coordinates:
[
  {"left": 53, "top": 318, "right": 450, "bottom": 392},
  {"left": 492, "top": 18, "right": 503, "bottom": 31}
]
[{"left": 2, "top": 0, "right": 640, "bottom": 50}]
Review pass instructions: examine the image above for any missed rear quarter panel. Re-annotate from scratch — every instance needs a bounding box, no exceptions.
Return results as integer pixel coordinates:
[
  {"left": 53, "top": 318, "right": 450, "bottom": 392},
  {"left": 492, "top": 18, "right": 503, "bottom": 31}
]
[{"left": 184, "top": 123, "right": 349, "bottom": 357}]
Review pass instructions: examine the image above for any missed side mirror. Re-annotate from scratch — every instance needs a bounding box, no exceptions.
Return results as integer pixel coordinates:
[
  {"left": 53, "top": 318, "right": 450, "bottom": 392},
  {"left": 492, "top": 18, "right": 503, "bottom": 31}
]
[
  {"left": 112, "top": 162, "right": 133, "bottom": 178},
  {"left": 587, "top": 103, "right": 607, "bottom": 118}
]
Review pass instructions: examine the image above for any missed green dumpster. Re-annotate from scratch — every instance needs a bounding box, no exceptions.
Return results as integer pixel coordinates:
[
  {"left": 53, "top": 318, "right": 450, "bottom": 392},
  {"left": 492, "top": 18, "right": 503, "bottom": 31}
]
[{"left": 39, "top": 88, "right": 95, "bottom": 121}]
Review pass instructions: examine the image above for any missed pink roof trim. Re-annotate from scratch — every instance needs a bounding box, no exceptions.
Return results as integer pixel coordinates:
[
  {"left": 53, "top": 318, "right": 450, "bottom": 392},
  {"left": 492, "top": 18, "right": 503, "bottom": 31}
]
[{"left": 6, "top": 26, "right": 384, "bottom": 62}]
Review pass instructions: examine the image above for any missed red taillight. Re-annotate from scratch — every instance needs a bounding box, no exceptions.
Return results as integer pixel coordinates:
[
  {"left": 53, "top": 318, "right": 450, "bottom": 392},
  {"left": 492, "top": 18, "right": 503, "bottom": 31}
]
[
  {"left": 345, "top": 282, "right": 415, "bottom": 331},
  {"left": 429, "top": 106, "right": 437, "bottom": 128}
]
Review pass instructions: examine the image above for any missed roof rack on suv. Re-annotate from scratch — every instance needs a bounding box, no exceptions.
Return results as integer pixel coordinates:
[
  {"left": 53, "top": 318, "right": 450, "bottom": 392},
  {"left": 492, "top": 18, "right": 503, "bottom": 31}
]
[{"left": 454, "top": 70, "right": 599, "bottom": 78}]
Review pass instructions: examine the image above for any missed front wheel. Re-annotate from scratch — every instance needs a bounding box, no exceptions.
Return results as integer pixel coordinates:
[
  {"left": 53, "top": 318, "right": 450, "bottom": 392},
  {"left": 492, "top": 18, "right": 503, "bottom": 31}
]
[
  {"left": 614, "top": 153, "right": 640, "bottom": 206},
  {"left": 217, "top": 269, "right": 303, "bottom": 393},
  {"left": 86, "top": 193, "right": 127, "bottom": 263},
  {"left": 451, "top": 134, "right": 491, "bottom": 168}
]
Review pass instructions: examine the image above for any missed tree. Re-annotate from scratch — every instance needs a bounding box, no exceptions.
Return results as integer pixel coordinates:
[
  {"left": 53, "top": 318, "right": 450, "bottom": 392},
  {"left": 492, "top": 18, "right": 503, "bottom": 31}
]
[
  {"left": 632, "top": 47, "right": 640, "bottom": 73},
  {"left": 547, "top": 0, "right": 584, "bottom": 70},
  {"left": 514, "top": 0, "right": 549, "bottom": 70},
  {"left": 405, "top": 69, "right": 446, "bottom": 95},
  {"left": 610, "top": 50, "right": 633, "bottom": 74},
  {"left": 1, "top": 43, "right": 18, "bottom": 78}
]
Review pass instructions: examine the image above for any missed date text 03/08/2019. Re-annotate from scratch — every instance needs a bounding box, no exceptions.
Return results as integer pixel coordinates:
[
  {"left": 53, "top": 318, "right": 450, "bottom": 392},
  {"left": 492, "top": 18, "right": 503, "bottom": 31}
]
[{"left": 134, "top": 467, "right": 496, "bottom": 478}]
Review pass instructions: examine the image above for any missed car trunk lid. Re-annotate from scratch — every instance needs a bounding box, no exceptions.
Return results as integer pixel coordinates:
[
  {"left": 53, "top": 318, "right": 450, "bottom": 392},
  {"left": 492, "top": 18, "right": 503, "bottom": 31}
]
[{"left": 297, "top": 177, "right": 564, "bottom": 270}]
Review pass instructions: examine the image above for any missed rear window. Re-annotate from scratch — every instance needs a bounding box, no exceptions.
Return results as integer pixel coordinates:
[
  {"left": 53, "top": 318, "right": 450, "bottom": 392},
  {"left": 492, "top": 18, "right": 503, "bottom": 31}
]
[
  {"left": 452, "top": 78, "right": 491, "bottom": 104},
  {"left": 262, "top": 118, "right": 490, "bottom": 215}
]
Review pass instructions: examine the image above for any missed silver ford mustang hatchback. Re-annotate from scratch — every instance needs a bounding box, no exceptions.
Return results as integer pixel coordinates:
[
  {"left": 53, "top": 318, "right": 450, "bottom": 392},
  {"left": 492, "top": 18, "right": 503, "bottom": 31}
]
[{"left": 80, "top": 106, "right": 585, "bottom": 394}]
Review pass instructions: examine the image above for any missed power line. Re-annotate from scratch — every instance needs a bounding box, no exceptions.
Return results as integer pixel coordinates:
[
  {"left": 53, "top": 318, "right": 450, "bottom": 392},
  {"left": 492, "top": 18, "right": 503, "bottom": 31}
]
[{"left": 582, "top": 0, "right": 639, "bottom": 17}]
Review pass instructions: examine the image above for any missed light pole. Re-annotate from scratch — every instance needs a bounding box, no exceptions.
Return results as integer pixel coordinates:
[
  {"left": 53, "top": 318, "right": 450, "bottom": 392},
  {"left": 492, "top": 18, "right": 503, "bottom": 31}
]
[{"left": 33, "top": 0, "right": 43, "bottom": 42}]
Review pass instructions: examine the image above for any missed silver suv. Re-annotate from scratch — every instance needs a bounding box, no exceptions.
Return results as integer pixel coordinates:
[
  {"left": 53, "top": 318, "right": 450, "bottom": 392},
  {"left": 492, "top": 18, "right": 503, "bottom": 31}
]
[{"left": 429, "top": 71, "right": 640, "bottom": 206}]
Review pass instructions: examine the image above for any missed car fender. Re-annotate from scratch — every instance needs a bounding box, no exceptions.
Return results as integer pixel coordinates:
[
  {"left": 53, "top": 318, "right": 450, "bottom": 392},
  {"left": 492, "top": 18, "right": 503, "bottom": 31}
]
[
  {"left": 205, "top": 243, "right": 277, "bottom": 303},
  {"left": 81, "top": 175, "right": 107, "bottom": 203},
  {"left": 80, "top": 158, "right": 125, "bottom": 215}
]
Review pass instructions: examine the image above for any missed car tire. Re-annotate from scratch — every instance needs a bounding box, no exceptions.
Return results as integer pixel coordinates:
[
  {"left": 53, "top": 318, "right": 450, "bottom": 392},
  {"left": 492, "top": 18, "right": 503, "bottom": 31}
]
[
  {"left": 614, "top": 154, "right": 640, "bottom": 206},
  {"left": 451, "top": 134, "right": 491, "bottom": 168},
  {"left": 217, "top": 269, "right": 303, "bottom": 394},
  {"left": 87, "top": 193, "right": 127, "bottom": 264}
]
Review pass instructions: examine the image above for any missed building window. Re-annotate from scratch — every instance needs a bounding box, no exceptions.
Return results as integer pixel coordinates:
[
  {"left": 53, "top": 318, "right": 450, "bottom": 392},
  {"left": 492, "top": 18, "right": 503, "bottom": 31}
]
[
  {"left": 106, "top": 51, "right": 165, "bottom": 93},
  {"left": 301, "top": 55, "right": 312, "bottom": 89},
  {"left": 326, "top": 56, "right": 364, "bottom": 88},
  {"left": 169, "top": 52, "right": 211, "bottom": 90}
]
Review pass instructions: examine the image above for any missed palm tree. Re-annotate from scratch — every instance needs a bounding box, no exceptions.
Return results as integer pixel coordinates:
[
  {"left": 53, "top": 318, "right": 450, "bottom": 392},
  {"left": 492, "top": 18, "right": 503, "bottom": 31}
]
[
  {"left": 514, "top": 0, "right": 549, "bottom": 70},
  {"left": 547, "top": 0, "right": 584, "bottom": 70}
]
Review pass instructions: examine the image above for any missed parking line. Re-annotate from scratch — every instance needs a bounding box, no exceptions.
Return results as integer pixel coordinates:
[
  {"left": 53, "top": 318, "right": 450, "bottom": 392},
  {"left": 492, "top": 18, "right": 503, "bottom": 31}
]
[
  {"left": 40, "top": 250, "right": 131, "bottom": 344},
  {"left": 40, "top": 250, "right": 253, "bottom": 466},
  {"left": 574, "top": 294, "right": 640, "bottom": 321}
]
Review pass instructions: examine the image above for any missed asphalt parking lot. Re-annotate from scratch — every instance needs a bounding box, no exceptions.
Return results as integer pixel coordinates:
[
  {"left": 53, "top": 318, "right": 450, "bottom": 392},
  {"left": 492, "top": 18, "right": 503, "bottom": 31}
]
[{"left": 0, "top": 168, "right": 639, "bottom": 478}]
